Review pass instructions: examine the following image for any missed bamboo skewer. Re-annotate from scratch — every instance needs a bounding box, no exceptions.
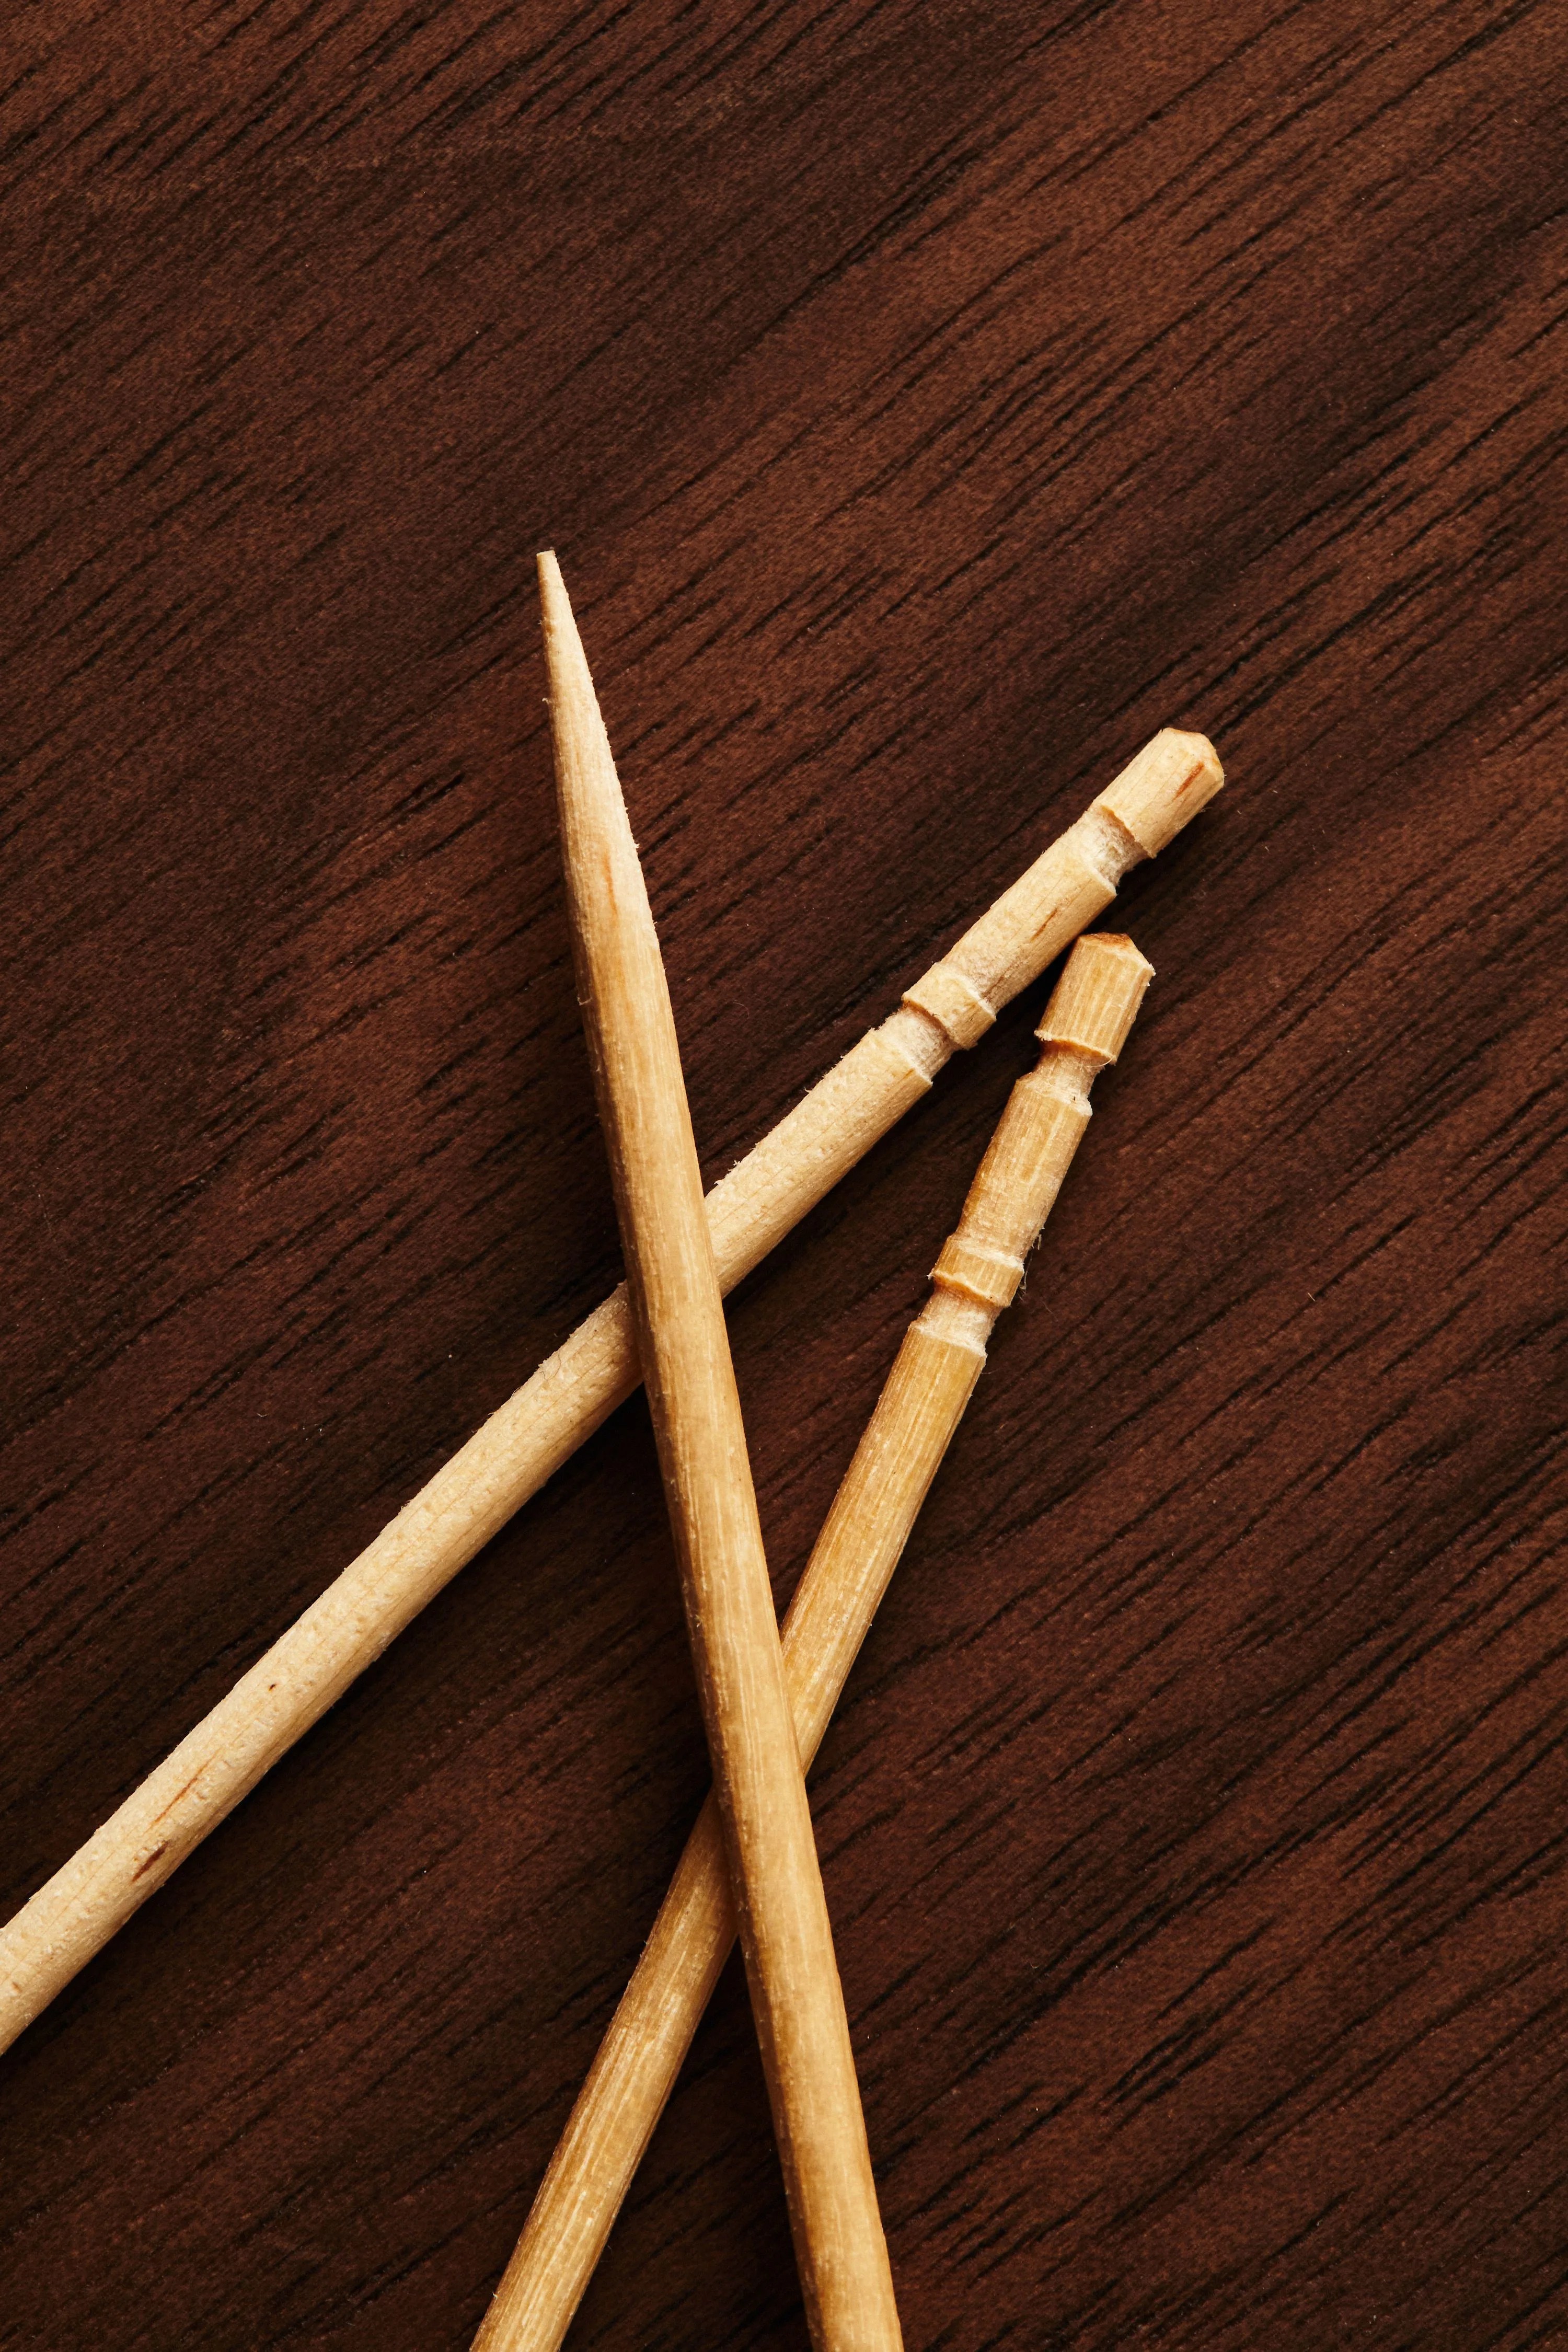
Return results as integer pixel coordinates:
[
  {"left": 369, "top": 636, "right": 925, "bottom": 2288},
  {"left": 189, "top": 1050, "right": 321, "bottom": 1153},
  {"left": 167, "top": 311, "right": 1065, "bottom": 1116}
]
[
  {"left": 537, "top": 550, "right": 901, "bottom": 2351},
  {"left": 0, "top": 704, "right": 1219, "bottom": 2055},
  {"left": 473, "top": 928, "right": 1154, "bottom": 2352}
]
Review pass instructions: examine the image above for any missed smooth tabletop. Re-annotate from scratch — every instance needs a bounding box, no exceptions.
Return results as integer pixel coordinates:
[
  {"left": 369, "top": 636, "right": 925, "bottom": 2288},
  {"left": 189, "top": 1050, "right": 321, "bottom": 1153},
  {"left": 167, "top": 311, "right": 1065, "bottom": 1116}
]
[{"left": 2, "top": 4, "right": 1564, "bottom": 2347}]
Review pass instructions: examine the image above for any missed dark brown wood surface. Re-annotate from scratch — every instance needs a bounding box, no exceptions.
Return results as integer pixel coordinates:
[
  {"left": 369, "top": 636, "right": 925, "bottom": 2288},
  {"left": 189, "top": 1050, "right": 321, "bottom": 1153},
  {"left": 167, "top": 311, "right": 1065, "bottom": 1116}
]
[{"left": 3, "top": 6, "right": 1564, "bottom": 2347}]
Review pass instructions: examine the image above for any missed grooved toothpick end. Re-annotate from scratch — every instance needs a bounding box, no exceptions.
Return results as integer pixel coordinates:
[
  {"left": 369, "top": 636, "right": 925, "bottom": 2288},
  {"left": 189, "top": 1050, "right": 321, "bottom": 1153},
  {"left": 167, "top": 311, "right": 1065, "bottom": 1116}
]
[
  {"left": 1037, "top": 932, "right": 1154, "bottom": 1065},
  {"left": 1096, "top": 725, "right": 1224, "bottom": 857}
]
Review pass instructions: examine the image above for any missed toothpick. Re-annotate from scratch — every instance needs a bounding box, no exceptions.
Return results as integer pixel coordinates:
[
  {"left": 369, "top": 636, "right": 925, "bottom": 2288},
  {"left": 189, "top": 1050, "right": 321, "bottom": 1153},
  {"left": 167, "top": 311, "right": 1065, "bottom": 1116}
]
[
  {"left": 537, "top": 551, "right": 902, "bottom": 2349},
  {"left": 0, "top": 697, "right": 1218, "bottom": 2053},
  {"left": 471, "top": 930, "right": 1154, "bottom": 2352}
]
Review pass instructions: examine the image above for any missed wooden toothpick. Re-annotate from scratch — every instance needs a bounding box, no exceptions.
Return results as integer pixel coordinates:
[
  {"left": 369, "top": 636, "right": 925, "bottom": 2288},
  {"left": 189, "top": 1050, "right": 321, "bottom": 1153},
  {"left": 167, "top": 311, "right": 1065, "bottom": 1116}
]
[
  {"left": 537, "top": 550, "right": 901, "bottom": 2351},
  {"left": 471, "top": 929, "right": 1155, "bottom": 2352},
  {"left": 0, "top": 702, "right": 1218, "bottom": 2054}
]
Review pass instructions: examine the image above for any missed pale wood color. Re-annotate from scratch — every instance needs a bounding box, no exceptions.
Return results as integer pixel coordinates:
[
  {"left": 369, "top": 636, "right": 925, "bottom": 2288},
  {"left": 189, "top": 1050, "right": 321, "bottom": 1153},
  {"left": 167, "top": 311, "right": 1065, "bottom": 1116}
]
[
  {"left": 537, "top": 549, "right": 901, "bottom": 2352},
  {"left": 0, "top": 716, "right": 1219, "bottom": 2058},
  {"left": 472, "top": 929, "right": 1154, "bottom": 2352}
]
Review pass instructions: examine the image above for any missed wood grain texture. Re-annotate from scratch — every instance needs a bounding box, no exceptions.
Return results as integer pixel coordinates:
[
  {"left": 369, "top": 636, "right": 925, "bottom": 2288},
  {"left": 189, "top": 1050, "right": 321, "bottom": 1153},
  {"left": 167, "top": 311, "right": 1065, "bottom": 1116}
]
[{"left": 1, "top": 5, "right": 1564, "bottom": 2350}]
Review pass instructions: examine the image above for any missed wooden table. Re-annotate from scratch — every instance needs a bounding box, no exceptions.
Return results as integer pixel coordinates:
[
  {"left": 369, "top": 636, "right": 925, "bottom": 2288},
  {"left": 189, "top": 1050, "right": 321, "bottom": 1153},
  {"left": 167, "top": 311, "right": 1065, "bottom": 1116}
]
[{"left": 2, "top": 6, "right": 1563, "bottom": 2347}]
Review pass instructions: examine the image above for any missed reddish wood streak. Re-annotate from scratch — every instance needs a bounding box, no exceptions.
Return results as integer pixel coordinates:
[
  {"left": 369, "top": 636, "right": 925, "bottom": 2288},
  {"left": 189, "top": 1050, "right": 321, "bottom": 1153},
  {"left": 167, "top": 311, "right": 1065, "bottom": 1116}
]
[{"left": 152, "top": 1771, "right": 209, "bottom": 1826}]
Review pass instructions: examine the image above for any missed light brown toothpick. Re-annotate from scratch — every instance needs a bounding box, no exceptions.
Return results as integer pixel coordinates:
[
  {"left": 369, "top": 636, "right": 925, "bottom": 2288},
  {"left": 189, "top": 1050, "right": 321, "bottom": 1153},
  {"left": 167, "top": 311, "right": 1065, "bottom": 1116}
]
[
  {"left": 472, "top": 929, "right": 1154, "bottom": 2352},
  {"left": 0, "top": 688, "right": 1218, "bottom": 2053},
  {"left": 536, "top": 549, "right": 902, "bottom": 2350}
]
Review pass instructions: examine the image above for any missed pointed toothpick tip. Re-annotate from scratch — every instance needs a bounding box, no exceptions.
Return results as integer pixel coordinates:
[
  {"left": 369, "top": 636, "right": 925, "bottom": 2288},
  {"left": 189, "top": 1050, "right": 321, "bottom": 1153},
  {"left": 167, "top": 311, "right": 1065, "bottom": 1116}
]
[
  {"left": 536, "top": 547, "right": 633, "bottom": 879},
  {"left": 536, "top": 545, "right": 565, "bottom": 612},
  {"left": 536, "top": 548, "right": 586, "bottom": 696}
]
